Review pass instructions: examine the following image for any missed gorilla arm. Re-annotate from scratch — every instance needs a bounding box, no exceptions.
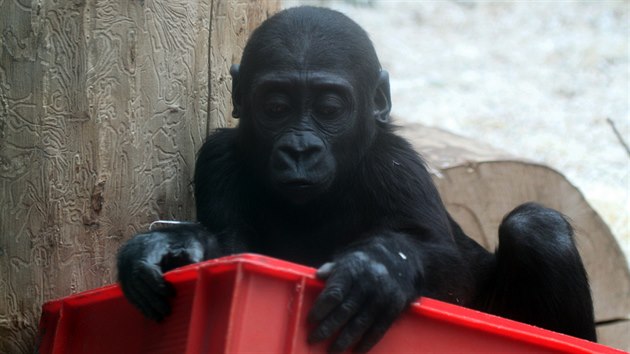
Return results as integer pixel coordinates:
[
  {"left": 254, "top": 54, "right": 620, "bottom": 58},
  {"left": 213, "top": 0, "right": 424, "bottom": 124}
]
[
  {"left": 116, "top": 224, "right": 221, "bottom": 320},
  {"left": 306, "top": 136, "right": 473, "bottom": 353},
  {"left": 117, "top": 130, "right": 248, "bottom": 321}
]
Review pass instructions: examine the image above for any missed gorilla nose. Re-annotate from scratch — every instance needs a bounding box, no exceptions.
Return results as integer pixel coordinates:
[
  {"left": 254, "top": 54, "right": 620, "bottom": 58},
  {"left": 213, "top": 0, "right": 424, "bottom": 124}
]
[{"left": 277, "top": 134, "right": 325, "bottom": 163}]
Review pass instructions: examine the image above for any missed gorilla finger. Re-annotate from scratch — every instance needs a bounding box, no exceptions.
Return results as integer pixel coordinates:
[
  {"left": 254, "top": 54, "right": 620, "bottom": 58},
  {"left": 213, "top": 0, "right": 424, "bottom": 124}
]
[
  {"left": 136, "top": 266, "right": 174, "bottom": 298},
  {"left": 126, "top": 284, "right": 170, "bottom": 321},
  {"left": 136, "top": 279, "right": 174, "bottom": 316},
  {"left": 136, "top": 301, "right": 164, "bottom": 321},
  {"left": 315, "top": 262, "right": 336, "bottom": 279},
  {"left": 308, "top": 271, "right": 353, "bottom": 323},
  {"left": 135, "top": 261, "right": 162, "bottom": 279},
  {"left": 309, "top": 293, "right": 364, "bottom": 343},
  {"left": 353, "top": 314, "right": 397, "bottom": 353},
  {"left": 328, "top": 309, "right": 376, "bottom": 354},
  {"left": 164, "top": 280, "right": 176, "bottom": 297},
  {"left": 145, "top": 275, "right": 176, "bottom": 298},
  {"left": 142, "top": 274, "right": 174, "bottom": 293}
]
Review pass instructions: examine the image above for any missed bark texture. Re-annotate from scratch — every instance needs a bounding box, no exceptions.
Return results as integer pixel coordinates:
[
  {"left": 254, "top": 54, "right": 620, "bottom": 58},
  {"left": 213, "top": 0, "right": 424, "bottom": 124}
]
[{"left": 0, "top": 1, "right": 278, "bottom": 352}]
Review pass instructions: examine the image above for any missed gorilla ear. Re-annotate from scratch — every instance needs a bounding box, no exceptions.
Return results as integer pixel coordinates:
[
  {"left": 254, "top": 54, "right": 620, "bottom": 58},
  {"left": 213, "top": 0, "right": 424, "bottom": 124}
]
[
  {"left": 230, "top": 64, "right": 241, "bottom": 118},
  {"left": 373, "top": 70, "right": 392, "bottom": 124}
]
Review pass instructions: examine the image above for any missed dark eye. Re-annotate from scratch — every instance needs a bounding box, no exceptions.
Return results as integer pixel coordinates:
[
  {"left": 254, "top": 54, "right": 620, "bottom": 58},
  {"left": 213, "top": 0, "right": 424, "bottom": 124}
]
[
  {"left": 263, "top": 94, "right": 291, "bottom": 118},
  {"left": 317, "top": 105, "right": 340, "bottom": 116},
  {"left": 266, "top": 103, "right": 290, "bottom": 115},
  {"left": 314, "top": 94, "right": 345, "bottom": 119}
]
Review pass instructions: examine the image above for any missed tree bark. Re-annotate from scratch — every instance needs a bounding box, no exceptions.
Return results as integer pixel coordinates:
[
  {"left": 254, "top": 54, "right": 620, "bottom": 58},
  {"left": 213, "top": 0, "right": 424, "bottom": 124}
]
[{"left": 0, "top": 1, "right": 278, "bottom": 352}]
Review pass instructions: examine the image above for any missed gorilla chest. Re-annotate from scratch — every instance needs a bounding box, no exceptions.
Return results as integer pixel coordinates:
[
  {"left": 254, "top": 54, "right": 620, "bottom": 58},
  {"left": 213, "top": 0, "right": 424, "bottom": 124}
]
[{"left": 250, "top": 210, "right": 364, "bottom": 267}]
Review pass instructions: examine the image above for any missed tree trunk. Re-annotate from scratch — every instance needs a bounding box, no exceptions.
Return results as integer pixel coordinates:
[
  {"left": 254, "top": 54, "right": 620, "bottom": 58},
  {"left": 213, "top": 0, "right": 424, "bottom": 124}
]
[{"left": 0, "top": 1, "right": 278, "bottom": 352}]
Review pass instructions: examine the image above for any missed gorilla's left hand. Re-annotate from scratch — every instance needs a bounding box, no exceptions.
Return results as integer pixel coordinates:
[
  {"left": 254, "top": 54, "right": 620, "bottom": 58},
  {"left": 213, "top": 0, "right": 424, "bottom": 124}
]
[{"left": 308, "top": 240, "right": 418, "bottom": 353}]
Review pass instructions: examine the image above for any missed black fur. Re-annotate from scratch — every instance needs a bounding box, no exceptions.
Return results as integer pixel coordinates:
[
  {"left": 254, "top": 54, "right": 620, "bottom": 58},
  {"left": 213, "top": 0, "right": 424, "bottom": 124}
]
[{"left": 117, "top": 7, "right": 596, "bottom": 352}]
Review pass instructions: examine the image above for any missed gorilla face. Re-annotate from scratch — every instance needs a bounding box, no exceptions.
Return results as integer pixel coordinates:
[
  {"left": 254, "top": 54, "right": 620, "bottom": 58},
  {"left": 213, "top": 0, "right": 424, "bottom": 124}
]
[
  {"left": 228, "top": 7, "right": 390, "bottom": 205},
  {"left": 252, "top": 71, "right": 356, "bottom": 204}
]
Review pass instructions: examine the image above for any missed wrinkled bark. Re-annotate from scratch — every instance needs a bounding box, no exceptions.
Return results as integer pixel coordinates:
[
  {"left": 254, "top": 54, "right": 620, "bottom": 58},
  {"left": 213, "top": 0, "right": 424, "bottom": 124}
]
[{"left": 0, "top": 1, "right": 278, "bottom": 352}]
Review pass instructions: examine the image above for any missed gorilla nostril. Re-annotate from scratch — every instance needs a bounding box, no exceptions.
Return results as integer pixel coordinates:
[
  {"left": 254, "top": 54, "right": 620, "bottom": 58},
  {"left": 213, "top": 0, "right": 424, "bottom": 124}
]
[
  {"left": 301, "top": 143, "right": 324, "bottom": 159},
  {"left": 278, "top": 140, "right": 325, "bottom": 162},
  {"left": 278, "top": 144, "right": 301, "bottom": 162}
]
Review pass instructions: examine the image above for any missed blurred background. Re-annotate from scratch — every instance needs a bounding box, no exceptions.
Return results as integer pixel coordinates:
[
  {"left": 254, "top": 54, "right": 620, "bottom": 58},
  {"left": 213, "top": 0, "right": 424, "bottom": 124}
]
[{"left": 286, "top": 0, "right": 629, "bottom": 260}]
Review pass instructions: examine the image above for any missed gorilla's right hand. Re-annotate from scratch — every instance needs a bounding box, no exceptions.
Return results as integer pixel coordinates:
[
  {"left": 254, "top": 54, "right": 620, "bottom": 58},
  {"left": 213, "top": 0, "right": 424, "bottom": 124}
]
[{"left": 116, "top": 225, "right": 220, "bottom": 321}]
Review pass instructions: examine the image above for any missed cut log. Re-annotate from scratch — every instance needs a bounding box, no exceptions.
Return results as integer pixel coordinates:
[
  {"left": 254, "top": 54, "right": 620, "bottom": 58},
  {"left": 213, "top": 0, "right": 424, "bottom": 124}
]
[
  {"left": 598, "top": 321, "right": 630, "bottom": 352},
  {"left": 399, "top": 122, "right": 630, "bottom": 350}
]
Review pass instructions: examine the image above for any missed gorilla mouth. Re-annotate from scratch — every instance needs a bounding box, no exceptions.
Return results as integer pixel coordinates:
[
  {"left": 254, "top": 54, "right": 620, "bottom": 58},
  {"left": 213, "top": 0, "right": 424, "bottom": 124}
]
[
  {"left": 276, "top": 177, "right": 332, "bottom": 204},
  {"left": 281, "top": 179, "right": 316, "bottom": 188}
]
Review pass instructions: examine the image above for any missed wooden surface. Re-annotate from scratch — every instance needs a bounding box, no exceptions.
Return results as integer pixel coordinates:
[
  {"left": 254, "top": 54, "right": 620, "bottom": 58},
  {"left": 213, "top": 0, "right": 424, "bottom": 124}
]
[
  {"left": 400, "top": 123, "right": 630, "bottom": 350},
  {"left": 208, "top": 0, "right": 280, "bottom": 131},
  {"left": 0, "top": 1, "right": 278, "bottom": 352}
]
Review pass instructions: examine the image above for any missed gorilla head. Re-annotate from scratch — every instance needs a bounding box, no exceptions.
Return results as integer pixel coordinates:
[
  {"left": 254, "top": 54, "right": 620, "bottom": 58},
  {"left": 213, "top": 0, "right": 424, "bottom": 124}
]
[{"left": 230, "top": 7, "right": 391, "bottom": 204}]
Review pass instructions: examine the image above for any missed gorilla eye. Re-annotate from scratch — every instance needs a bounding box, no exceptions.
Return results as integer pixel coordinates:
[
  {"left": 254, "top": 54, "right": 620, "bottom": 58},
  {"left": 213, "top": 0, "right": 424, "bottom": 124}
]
[
  {"left": 318, "top": 105, "right": 340, "bottom": 116},
  {"left": 266, "top": 103, "right": 290, "bottom": 114},
  {"left": 314, "top": 95, "right": 345, "bottom": 119},
  {"left": 263, "top": 95, "right": 292, "bottom": 118}
]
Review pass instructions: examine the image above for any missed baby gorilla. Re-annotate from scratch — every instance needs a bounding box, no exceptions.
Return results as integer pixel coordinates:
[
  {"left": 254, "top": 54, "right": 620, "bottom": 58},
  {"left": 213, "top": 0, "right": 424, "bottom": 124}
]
[{"left": 117, "top": 6, "right": 596, "bottom": 353}]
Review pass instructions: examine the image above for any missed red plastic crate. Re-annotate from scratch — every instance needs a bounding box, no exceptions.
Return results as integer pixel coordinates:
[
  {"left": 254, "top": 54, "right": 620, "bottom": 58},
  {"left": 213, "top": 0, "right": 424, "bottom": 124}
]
[{"left": 38, "top": 254, "right": 624, "bottom": 354}]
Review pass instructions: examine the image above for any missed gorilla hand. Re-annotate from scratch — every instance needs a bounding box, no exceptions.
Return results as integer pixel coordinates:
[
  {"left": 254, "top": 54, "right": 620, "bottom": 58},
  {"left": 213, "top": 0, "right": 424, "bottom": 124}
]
[
  {"left": 308, "top": 240, "right": 418, "bottom": 353},
  {"left": 116, "top": 225, "right": 220, "bottom": 321}
]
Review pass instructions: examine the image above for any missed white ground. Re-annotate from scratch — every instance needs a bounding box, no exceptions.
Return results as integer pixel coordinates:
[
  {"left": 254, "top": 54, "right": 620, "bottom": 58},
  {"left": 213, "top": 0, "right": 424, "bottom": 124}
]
[{"left": 285, "top": 1, "right": 629, "bottom": 260}]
